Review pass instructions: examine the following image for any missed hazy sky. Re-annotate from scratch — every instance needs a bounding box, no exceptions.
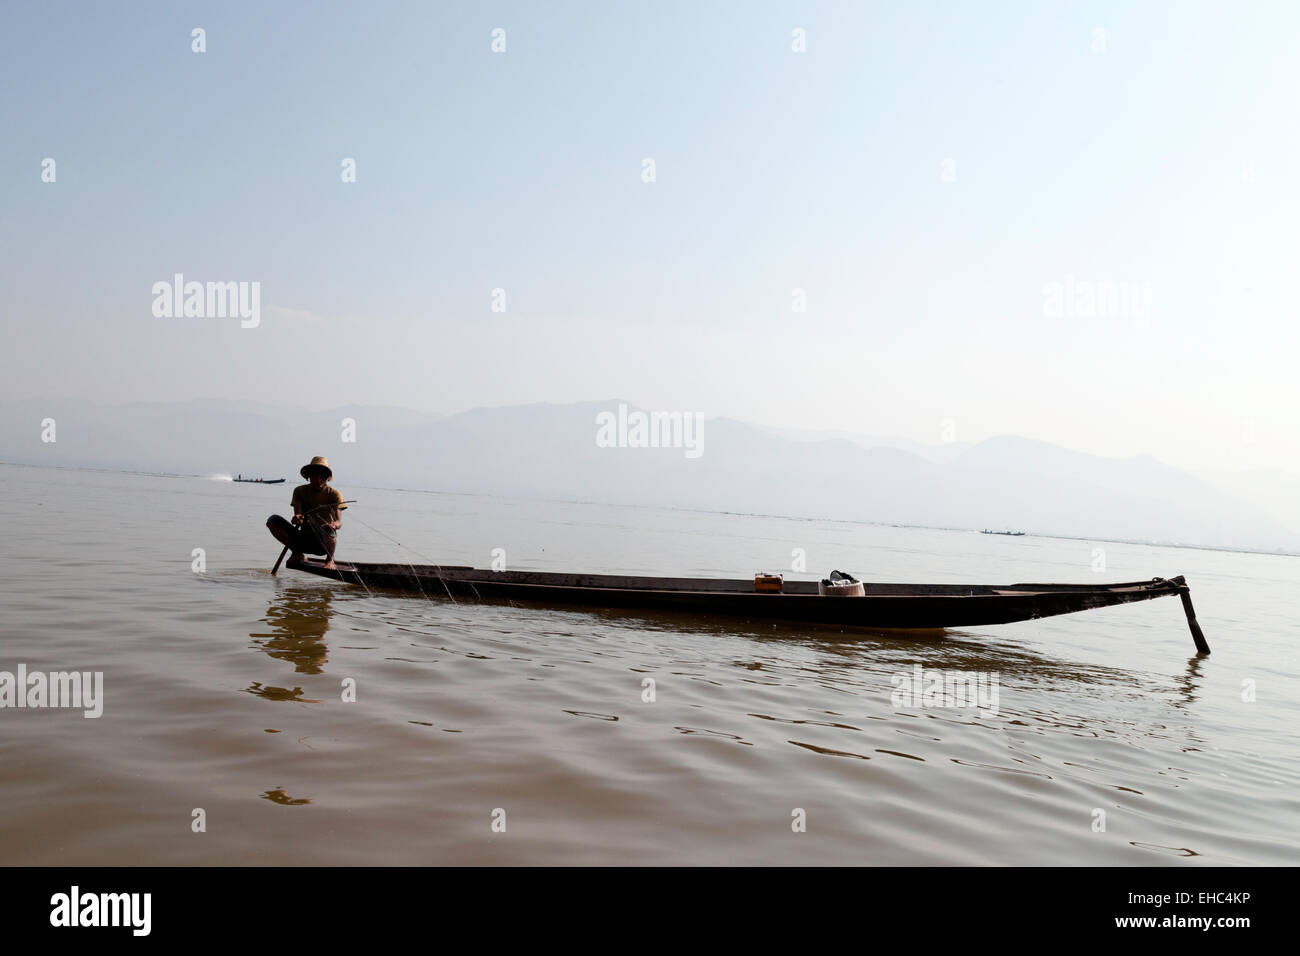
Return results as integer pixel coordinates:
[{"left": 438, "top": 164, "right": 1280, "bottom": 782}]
[{"left": 2, "top": 1, "right": 1297, "bottom": 474}]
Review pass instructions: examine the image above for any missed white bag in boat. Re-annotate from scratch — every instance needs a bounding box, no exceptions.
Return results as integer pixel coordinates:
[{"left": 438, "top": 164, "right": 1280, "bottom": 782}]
[{"left": 819, "top": 570, "right": 865, "bottom": 597}]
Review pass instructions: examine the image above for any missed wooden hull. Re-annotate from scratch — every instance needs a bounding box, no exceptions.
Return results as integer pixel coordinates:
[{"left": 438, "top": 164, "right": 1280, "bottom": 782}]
[
  {"left": 235, "top": 478, "right": 285, "bottom": 484},
  {"left": 282, "top": 559, "right": 1203, "bottom": 644}
]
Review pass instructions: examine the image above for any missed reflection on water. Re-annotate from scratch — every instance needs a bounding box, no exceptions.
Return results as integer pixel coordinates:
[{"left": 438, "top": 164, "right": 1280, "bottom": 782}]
[
  {"left": 578, "top": 602, "right": 1212, "bottom": 733},
  {"left": 251, "top": 586, "right": 334, "bottom": 674},
  {"left": 245, "top": 681, "right": 320, "bottom": 704},
  {"left": 1171, "top": 654, "right": 1206, "bottom": 711},
  {"left": 1129, "top": 841, "right": 1198, "bottom": 857},
  {"left": 261, "top": 788, "right": 312, "bottom": 806}
]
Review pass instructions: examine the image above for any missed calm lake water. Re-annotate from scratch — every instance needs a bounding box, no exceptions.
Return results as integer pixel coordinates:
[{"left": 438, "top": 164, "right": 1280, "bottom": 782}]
[{"left": 1, "top": 462, "right": 1297, "bottom": 865}]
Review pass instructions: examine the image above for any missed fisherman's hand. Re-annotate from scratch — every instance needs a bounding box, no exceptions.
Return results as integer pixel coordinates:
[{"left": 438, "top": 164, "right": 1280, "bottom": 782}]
[{"left": 292, "top": 514, "right": 304, "bottom": 526}]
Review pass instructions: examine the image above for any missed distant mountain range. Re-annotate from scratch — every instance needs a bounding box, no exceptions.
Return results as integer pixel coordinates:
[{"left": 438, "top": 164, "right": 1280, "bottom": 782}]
[{"left": 2, "top": 397, "right": 1296, "bottom": 553}]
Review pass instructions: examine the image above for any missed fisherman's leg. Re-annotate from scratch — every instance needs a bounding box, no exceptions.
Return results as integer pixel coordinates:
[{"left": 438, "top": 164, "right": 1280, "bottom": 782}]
[
  {"left": 321, "top": 534, "right": 337, "bottom": 570},
  {"left": 266, "top": 515, "right": 305, "bottom": 561}
]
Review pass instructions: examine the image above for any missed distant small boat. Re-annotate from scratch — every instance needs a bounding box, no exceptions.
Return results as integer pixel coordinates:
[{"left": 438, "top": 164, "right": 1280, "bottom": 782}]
[
  {"left": 981, "top": 529, "right": 1025, "bottom": 536},
  {"left": 234, "top": 476, "right": 286, "bottom": 484}
]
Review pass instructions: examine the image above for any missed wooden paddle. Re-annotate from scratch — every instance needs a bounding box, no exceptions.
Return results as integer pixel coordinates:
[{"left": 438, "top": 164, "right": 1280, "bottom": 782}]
[{"left": 271, "top": 500, "right": 356, "bottom": 575}]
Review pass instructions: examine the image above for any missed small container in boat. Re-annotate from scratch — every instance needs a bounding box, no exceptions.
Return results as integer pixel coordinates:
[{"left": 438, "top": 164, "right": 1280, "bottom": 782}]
[{"left": 819, "top": 570, "right": 865, "bottom": 597}]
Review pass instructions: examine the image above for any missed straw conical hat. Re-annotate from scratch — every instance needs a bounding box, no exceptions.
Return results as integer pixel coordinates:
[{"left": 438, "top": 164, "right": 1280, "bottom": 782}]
[{"left": 300, "top": 456, "right": 332, "bottom": 480}]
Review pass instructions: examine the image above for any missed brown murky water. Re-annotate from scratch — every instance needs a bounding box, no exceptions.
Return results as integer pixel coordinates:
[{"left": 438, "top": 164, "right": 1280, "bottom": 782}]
[{"left": 1, "top": 462, "right": 1296, "bottom": 864}]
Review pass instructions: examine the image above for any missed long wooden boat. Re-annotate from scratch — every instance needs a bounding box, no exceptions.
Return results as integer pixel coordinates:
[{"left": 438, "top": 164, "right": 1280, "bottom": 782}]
[
  {"left": 235, "top": 477, "right": 286, "bottom": 484},
  {"left": 283, "top": 558, "right": 1210, "bottom": 654}
]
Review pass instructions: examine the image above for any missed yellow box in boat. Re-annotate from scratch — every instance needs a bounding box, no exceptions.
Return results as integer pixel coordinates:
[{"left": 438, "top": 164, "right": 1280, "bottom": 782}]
[{"left": 754, "top": 573, "right": 783, "bottom": 592}]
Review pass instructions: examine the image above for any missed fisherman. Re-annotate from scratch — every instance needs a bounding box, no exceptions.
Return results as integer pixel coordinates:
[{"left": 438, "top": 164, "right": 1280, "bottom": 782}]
[{"left": 266, "top": 456, "right": 347, "bottom": 569}]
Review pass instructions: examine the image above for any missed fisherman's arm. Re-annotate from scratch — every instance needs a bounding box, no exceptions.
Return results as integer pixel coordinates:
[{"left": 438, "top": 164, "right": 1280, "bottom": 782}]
[{"left": 327, "top": 491, "right": 345, "bottom": 529}]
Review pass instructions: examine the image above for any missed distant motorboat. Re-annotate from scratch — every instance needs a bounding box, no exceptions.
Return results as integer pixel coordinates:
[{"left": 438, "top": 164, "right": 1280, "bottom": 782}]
[
  {"left": 981, "top": 529, "right": 1025, "bottom": 536},
  {"left": 233, "top": 475, "right": 286, "bottom": 484}
]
